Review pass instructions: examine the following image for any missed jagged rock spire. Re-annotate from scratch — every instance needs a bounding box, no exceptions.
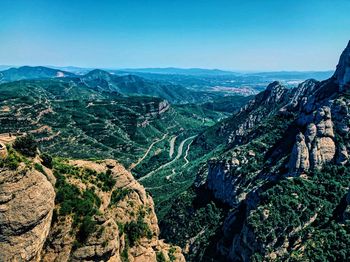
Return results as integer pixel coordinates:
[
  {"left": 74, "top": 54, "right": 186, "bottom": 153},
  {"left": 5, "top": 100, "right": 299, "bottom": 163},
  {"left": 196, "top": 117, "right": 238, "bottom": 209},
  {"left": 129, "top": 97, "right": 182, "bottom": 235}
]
[{"left": 333, "top": 40, "right": 350, "bottom": 91}]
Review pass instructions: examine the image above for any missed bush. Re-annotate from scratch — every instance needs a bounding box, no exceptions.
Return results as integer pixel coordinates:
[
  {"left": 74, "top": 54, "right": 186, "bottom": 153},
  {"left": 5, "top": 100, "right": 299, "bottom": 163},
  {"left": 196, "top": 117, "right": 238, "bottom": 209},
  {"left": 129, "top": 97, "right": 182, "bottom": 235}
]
[
  {"left": 0, "top": 152, "right": 20, "bottom": 170},
  {"left": 110, "top": 188, "right": 131, "bottom": 206},
  {"left": 97, "top": 169, "right": 116, "bottom": 191},
  {"left": 13, "top": 134, "right": 37, "bottom": 157},
  {"left": 124, "top": 215, "right": 153, "bottom": 246},
  {"left": 41, "top": 153, "right": 53, "bottom": 168},
  {"left": 76, "top": 216, "right": 97, "bottom": 243},
  {"left": 156, "top": 252, "right": 167, "bottom": 262}
]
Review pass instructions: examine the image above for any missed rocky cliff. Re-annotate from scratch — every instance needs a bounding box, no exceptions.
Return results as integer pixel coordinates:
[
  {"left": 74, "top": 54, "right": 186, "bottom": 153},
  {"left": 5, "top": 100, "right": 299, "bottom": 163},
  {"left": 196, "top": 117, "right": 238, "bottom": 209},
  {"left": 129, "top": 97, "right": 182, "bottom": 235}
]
[
  {"left": 197, "top": 41, "right": 350, "bottom": 261},
  {"left": 0, "top": 153, "right": 55, "bottom": 261},
  {"left": 0, "top": 148, "right": 184, "bottom": 262}
]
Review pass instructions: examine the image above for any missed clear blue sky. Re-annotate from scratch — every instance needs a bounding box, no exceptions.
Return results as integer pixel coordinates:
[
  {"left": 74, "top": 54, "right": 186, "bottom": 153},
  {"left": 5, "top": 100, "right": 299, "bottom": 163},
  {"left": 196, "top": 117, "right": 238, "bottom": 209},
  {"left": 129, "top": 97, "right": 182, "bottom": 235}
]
[{"left": 1, "top": 0, "right": 349, "bottom": 71}]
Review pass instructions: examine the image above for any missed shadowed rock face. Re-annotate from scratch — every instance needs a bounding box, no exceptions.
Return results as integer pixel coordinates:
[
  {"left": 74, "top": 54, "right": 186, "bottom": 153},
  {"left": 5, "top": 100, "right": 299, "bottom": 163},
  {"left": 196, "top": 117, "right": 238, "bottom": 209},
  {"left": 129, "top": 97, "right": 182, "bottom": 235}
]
[
  {"left": 334, "top": 41, "right": 350, "bottom": 91},
  {"left": 0, "top": 164, "right": 55, "bottom": 261}
]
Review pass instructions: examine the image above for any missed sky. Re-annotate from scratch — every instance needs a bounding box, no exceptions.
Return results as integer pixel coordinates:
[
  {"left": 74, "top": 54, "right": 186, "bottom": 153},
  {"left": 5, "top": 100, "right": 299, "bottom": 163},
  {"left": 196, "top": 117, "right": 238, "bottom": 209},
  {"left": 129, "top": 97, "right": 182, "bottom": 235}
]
[{"left": 1, "top": 0, "right": 350, "bottom": 71}]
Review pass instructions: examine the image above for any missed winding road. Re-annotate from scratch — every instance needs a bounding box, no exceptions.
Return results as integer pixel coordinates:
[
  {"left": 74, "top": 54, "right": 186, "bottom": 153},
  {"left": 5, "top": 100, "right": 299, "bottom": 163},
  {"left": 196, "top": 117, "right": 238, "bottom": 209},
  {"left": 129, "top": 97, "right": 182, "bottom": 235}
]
[
  {"left": 138, "top": 135, "right": 196, "bottom": 182},
  {"left": 129, "top": 133, "right": 167, "bottom": 170}
]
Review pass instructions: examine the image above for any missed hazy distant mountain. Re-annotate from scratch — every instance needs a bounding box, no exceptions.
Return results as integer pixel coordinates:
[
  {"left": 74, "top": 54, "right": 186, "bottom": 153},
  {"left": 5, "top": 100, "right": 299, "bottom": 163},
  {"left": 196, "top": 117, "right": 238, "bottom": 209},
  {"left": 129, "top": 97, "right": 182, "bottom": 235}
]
[
  {"left": 0, "top": 66, "right": 76, "bottom": 83},
  {"left": 248, "top": 70, "right": 334, "bottom": 81},
  {"left": 80, "top": 69, "right": 221, "bottom": 103},
  {"left": 117, "top": 67, "right": 238, "bottom": 76}
]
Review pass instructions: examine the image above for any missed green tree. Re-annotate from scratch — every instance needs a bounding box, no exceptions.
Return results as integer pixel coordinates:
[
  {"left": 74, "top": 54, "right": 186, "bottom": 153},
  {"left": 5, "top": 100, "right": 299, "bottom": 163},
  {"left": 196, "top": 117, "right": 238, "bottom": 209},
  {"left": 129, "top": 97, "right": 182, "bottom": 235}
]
[{"left": 13, "top": 134, "right": 37, "bottom": 157}]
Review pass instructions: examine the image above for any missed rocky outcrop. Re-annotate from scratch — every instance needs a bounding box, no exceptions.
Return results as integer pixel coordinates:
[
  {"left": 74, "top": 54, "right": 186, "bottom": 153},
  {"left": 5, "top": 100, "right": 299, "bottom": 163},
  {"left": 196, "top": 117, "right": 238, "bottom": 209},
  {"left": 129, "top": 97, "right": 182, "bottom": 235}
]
[
  {"left": 227, "top": 82, "right": 288, "bottom": 144},
  {"left": 137, "top": 100, "right": 170, "bottom": 127},
  {"left": 41, "top": 159, "right": 184, "bottom": 262},
  {"left": 282, "top": 79, "right": 319, "bottom": 111},
  {"left": 0, "top": 161, "right": 55, "bottom": 261},
  {"left": 0, "top": 152, "right": 184, "bottom": 262},
  {"left": 201, "top": 41, "right": 350, "bottom": 262},
  {"left": 207, "top": 160, "right": 243, "bottom": 207},
  {"left": 288, "top": 133, "right": 310, "bottom": 174},
  {"left": 289, "top": 106, "right": 336, "bottom": 173},
  {"left": 0, "top": 142, "right": 7, "bottom": 159},
  {"left": 259, "top": 81, "right": 288, "bottom": 106}
]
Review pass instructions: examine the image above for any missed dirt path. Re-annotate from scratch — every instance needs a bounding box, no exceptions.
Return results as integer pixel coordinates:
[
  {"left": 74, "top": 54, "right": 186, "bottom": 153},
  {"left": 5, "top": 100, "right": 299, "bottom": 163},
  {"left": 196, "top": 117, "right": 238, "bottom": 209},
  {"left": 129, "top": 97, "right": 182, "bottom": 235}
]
[
  {"left": 129, "top": 133, "right": 167, "bottom": 170},
  {"left": 138, "top": 135, "right": 196, "bottom": 182}
]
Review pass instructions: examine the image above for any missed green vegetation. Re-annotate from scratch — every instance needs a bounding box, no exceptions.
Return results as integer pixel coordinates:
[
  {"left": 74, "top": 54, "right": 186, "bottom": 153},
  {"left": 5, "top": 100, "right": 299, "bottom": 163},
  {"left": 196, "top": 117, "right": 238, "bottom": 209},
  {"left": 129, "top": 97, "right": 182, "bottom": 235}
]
[
  {"left": 124, "top": 213, "right": 153, "bottom": 246},
  {"left": 249, "top": 164, "right": 350, "bottom": 261},
  {"left": 120, "top": 247, "right": 130, "bottom": 262},
  {"left": 52, "top": 159, "right": 101, "bottom": 244},
  {"left": 156, "top": 252, "right": 167, "bottom": 262},
  {"left": 41, "top": 153, "right": 53, "bottom": 168},
  {"left": 13, "top": 134, "right": 37, "bottom": 157},
  {"left": 34, "top": 162, "right": 48, "bottom": 177},
  {"left": 97, "top": 169, "right": 116, "bottom": 191},
  {"left": 160, "top": 188, "right": 226, "bottom": 261},
  {"left": 110, "top": 188, "right": 131, "bottom": 206},
  {"left": 0, "top": 146, "right": 22, "bottom": 170},
  {"left": 168, "top": 247, "right": 177, "bottom": 262}
]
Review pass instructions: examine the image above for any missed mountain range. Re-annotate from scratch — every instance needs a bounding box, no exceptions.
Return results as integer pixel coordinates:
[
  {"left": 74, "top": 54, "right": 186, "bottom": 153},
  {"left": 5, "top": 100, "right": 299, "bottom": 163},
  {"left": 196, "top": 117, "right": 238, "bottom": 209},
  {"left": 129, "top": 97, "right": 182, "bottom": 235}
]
[{"left": 0, "top": 41, "right": 349, "bottom": 262}]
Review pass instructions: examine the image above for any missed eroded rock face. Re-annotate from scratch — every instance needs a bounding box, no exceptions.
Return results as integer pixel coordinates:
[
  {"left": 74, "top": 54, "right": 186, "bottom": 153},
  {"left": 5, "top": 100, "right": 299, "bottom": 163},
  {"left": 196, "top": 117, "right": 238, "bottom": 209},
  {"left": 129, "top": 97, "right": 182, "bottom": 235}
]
[
  {"left": 207, "top": 160, "right": 243, "bottom": 207},
  {"left": 137, "top": 100, "right": 170, "bottom": 127},
  {"left": 0, "top": 156, "right": 184, "bottom": 262},
  {"left": 228, "top": 82, "right": 288, "bottom": 144},
  {"left": 0, "top": 164, "right": 55, "bottom": 261},
  {"left": 41, "top": 159, "right": 185, "bottom": 262},
  {"left": 288, "top": 133, "right": 310, "bottom": 174},
  {"left": 289, "top": 106, "right": 336, "bottom": 173}
]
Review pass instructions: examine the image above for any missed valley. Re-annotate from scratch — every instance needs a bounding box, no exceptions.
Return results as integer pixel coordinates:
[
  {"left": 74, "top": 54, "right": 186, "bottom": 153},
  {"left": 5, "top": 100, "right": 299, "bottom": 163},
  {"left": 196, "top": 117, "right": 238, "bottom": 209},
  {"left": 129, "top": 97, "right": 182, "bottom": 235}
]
[
  {"left": 1, "top": 43, "right": 350, "bottom": 262},
  {"left": 2, "top": 1, "right": 350, "bottom": 261}
]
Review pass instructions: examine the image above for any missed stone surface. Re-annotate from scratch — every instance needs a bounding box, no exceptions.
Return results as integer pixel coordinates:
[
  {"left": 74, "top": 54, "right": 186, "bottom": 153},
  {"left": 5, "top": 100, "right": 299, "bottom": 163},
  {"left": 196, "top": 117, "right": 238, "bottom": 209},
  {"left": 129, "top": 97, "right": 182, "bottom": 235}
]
[
  {"left": 289, "top": 133, "right": 310, "bottom": 174},
  {"left": 0, "top": 164, "right": 55, "bottom": 261},
  {"left": 42, "top": 159, "right": 185, "bottom": 262}
]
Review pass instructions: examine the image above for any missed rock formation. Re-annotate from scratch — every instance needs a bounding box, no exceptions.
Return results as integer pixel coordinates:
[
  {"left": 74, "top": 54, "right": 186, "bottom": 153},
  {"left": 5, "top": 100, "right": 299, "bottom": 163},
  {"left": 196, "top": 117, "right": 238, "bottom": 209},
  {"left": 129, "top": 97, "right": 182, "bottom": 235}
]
[
  {"left": 0, "top": 160, "right": 55, "bottom": 261},
  {"left": 197, "top": 41, "right": 350, "bottom": 261},
  {"left": 0, "top": 150, "right": 184, "bottom": 262},
  {"left": 42, "top": 159, "right": 184, "bottom": 262},
  {"left": 288, "top": 133, "right": 310, "bottom": 174}
]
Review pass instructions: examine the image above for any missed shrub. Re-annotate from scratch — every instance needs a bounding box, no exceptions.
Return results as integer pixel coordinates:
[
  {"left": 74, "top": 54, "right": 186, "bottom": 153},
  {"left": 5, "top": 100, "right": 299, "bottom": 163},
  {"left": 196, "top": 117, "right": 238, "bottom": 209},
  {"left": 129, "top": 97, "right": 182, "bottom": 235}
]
[
  {"left": 97, "top": 170, "right": 116, "bottom": 191},
  {"left": 76, "top": 216, "right": 97, "bottom": 243},
  {"left": 156, "top": 252, "right": 167, "bottom": 262},
  {"left": 0, "top": 151, "right": 20, "bottom": 170},
  {"left": 169, "top": 247, "right": 176, "bottom": 262},
  {"left": 41, "top": 153, "right": 53, "bottom": 168},
  {"left": 110, "top": 188, "right": 131, "bottom": 206},
  {"left": 124, "top": 215, "right": 152, "bottom": 246},
  {"left": 13, "top": 134, "right": 37, "bottom": 157}
]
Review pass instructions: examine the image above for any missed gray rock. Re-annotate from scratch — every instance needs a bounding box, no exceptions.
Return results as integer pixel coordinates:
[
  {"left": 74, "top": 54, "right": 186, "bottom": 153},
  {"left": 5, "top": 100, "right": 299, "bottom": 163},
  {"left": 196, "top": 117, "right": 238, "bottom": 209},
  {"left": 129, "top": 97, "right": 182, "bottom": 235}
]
[
  {"left": 0, "top": 165, "right": 55, "bottom": 261},
  {"left": 289, "top": 133, "right": 310, "bottom": 174}
]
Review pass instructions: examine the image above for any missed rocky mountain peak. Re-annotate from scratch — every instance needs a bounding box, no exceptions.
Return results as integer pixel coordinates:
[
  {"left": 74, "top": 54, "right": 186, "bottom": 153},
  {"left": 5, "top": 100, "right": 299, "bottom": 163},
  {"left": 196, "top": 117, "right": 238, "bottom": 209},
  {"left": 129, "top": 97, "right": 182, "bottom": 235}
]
[
  {"left": 265, "top": 80, "right": 282, "bottom": 91},
  {"left": 333, "top": 40, "right": 350, "bottom": 91},
  {"left": 259, "top": 80, "right": 287, "bottom": 105}
]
